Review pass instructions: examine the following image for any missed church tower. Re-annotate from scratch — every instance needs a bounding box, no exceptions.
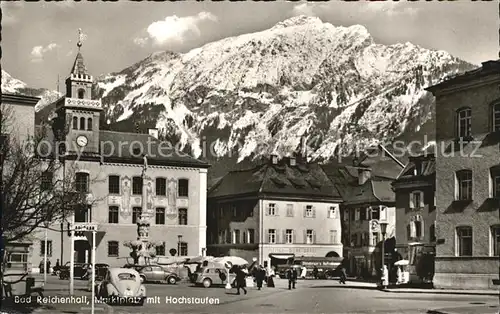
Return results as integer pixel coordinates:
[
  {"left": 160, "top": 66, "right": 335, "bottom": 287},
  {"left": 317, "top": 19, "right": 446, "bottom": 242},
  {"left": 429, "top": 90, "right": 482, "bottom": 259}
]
[{"left": 57, "top": 30, "right": 102, "bottom": 155}]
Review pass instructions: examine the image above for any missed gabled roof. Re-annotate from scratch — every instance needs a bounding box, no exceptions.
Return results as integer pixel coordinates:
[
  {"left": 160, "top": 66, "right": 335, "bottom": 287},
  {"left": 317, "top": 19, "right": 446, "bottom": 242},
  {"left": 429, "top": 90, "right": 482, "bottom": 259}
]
[
  {"left": 99, "top": 130, "right": 209, "bottom": 168},
  {"left": 342, "top": 176, "right": 395, "bottom": 206},
  {"left": 426, "top": 60, "right": 500, "bottom": 93},
  {"left": 70, "top": 52, "right": 88, "bottom": 76},
  {"left": 393, "top": 153, "right": 435, "bottom": 185},
  {"left": 208, "top": 160, "right": 341, "bottom": 200}
]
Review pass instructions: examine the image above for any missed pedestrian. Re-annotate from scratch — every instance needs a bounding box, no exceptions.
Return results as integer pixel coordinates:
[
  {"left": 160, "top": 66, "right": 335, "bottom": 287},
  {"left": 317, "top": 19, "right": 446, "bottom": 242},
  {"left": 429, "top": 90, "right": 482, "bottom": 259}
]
[
  {"left": 300, "top": 266, "right": 307, "bottom": 279},
  {"left": 339, "top": 266, "right": 347, "bottom": 284},
  {"left": 47, "top": 260, "right": 51, "bottom": 274},
  {"left": 39, "top": 260, "right": 44, "bottom": 274},
  {"left": 313, "top": 266, "right": 318, "bottom": 279},
  {"left": 255, "top": 265, "right": 265, "bottom": 290},
  {"left": 235, "top": 266, "right": 247, "bottom": 295},
  {"left": 54, "top": 259, "right": 60, "bottom": 273},
  {"left": 287, "top": 267, "right": 297, "bottom": 289},
  {"left": 267, "top": 266, "right": 275, "bottom": 288}
]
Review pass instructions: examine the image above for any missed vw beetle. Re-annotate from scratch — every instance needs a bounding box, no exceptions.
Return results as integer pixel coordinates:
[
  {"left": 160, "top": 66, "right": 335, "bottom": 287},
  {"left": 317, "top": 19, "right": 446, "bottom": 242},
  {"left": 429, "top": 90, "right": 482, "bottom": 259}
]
[{"left": 96, "top": 268, "right": 146, "bottom": 305}]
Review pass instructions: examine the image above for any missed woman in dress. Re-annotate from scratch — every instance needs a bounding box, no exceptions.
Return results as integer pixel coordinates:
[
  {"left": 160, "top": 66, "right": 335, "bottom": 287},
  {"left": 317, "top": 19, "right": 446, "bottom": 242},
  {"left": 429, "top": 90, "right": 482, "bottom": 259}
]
[{"left": 267, "top": 266, "right": 275, "bottom": 287}]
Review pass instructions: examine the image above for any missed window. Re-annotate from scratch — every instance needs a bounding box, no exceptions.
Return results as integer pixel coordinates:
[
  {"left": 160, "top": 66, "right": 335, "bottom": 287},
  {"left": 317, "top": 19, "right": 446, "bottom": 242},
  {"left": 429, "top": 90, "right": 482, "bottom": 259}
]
[
  {"left": 456, "top": 170, "right": 473, "bottom": 200},
  {"left": 430, "top": 224, "right": 436, "bottom": 242},
  {"left": 457, "top": 107, "right": 471, "bottom": 138},
  {"left": 456, "top": 226, "right": 472, "bottom": 256},
  {"left": 156, "top": 178, "right": 166, "bottom": 196},
  {"left": 41, "top": 171, "right": 53, "bottom": 191},
  {"left": 286, "top": 204, "right": 294, "bottom": 217},
  {"left": 132, "top": 177, "right": 142, "bottom": 195},
  {"left": 79, "top": 117, "right": 86, "bottom": 130},
  {"left": 40, "top": 240, "right": 52, "bottom": 257},
  {"left": 493, "top": 103, "right": 500, "bottom": 132},
  {"left": 178, "top": 179, "right": 189, "bottom": 197},
  {"left": 132, "top": 207, "right": 142, "bottom": 224},
  {"left": 248, "top": 229, "right": 255, "bottom": 244},
  {"left": 75, "top": 205, "right": 90, "bottom": 223},
  {"left": 108, "top": 175, "right": 120, "bottom": 194},
  {"left": 351, "top": 233, "right": 357, "bottom": 247},
  {"left": 225, "top": 229, "right": 231, "bottom": 243},
  {"left": 87, "top": 118, "right": 92, "bottom": 131},
  {"left": 178, "top": 208, "right": 187, "bottom": 225},
  {"left": 491, "top": 168, "right": 500, "bottom": 198},
  {"left": 268, "top": 229, "right": 276, "bottom": 244},
  {"left": 492, "top": 226, "right": 500, "bottom": 256},
  {"left": 360, "top": 207, "right": 366, "bottom": 221},
  {"left": 328, "top": 206, "right": 338, "bottom": 219},
  {"left": 108, "top": 241, "right": 119, "bottom": 257},
  {"left": 72, "top": 116, "right": 78, "bottom": 129},
  {"left": 285, "top": 229, "right": 294, "bottom": 244},
  {"left": 108, "top": 206, "right": 119, "bottom": 223},
  {"left": 410, "top": 191, "right": 424, "bottom": 208},
  {"left": 155, "top": 208, "right": 165, "bottom": 225},
  {"left": 78, "top": 88, "right": 85, "bottom": 99},
  {"left": 329, "top": 230, "right": 337, "bottom": 244},
  {"left": 75, "top": 172, "right": 89, "bottom": 193},
  {"left": 234, "top": 230, "right": 240, "bottom": 244},
  {"left": 305, "top": 205, "right": 313, "bottom": 218},
  {"left": 355, "top": 208, "right": 360, "bottom": 220},
  {"left": 268, "top": 203, "right": 276, "bottom": 216},
  {"left": 372, "top": 232, "right": 379, "bottom": 246},
  {"left": 415, "top": 220, "right": 422, "bottom": 238},
  {"left": 179, "top": 242, "right": 188, "bottom": 256},
  {"left": 156, "top": 242, "right": 166, "bottom": 256},
  {"left": 306, "top": 229, "right": 314, "bottom": 244},
  {"left": 232, "top": 205, "right": 237, "bottom": 218},
  {"left": 350, "top": 209, "right": 355, "bottom": 221}
]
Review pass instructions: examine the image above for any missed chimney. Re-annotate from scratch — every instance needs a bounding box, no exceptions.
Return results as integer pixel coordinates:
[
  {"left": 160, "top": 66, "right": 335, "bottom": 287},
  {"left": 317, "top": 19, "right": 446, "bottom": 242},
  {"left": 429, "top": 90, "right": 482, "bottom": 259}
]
[
  {"left": 358, "top": 167, "right": 371, "bottom": 185},
  {"left": 290, "top": 156, "right": 296, "bottom": 166},
  {"left": 148, "top": 128, "right": 158, "bottom": 139},
  {"left": 271, "top": 154, "right": 278, "bottom": 165}
]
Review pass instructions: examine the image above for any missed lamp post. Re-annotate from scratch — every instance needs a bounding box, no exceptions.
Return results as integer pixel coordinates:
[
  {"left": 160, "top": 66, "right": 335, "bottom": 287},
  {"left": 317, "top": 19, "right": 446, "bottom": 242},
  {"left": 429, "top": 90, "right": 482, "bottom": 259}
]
[
  {"left": 177, "top": 235, "right": 182, "bottom": 257},
  {"left": 380, "top": 222, "right": 388, "bottom": 288}
]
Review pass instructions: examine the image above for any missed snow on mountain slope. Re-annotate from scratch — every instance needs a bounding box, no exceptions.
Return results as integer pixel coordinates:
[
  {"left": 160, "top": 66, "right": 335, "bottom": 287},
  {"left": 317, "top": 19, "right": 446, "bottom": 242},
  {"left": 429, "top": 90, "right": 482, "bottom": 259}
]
[
  {"left": 95, "top": 16, "right": 476, "bottom": 164},
  {"left": 2, "top": 69, "right": 62, "bottom": 112}
]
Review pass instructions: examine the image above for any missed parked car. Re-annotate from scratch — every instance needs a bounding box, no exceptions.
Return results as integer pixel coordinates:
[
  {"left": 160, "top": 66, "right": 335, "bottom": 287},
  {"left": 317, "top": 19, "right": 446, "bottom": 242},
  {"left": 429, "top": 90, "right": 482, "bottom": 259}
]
[
  {"left": 135, "top": 265, "right": 180, "bottom": 284},
  {"left": 59, "top": 262, "right": 90, "bottom": 280},
  {"left": 96, "top": 268, "right": 146, "bottom": 305},
  {"left": 86, "top": 264, "right": 110, "bottom": 292},
  {"left": 194, "top": 266, "right": 235, "bottom": 288}
]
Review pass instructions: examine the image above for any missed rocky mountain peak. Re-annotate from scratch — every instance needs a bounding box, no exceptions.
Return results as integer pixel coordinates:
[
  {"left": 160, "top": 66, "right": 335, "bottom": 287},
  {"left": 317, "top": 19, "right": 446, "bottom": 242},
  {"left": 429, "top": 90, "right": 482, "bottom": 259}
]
[{"left": 271, "top": 15, "right": 323, "bottom": 29}]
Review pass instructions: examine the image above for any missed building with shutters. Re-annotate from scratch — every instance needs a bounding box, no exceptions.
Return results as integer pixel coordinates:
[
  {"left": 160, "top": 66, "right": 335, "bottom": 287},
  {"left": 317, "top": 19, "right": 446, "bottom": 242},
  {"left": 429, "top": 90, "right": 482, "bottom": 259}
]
[
  {"left": 206, "top": 155, "right": 343, "bottom": 268},
  {"left": 425, "top": 60, "right": 500, "bottom": 289},
  {"left": 392, "top": 152, "right": 436, "bottom": 283},
  {"left": 29, "top": 44, "right": 210, "bottom": 270}
]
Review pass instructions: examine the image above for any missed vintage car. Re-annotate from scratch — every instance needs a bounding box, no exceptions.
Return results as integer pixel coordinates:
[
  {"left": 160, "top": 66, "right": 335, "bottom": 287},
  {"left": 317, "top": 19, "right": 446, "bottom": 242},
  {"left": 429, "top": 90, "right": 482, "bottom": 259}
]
[
  {"left": 135, "top": 265, "right": 180, "bottom": 284},
  {"left": 96, "top": 268, "right": 146, "bottom": 305},
  {"left": 59, "top": 262, "right": 90, "bottom": 280},
  {"left": 86, "top": 264, "right": 110, "bottom": 292},
  {"left": 194, "top": 265, "right": 236, "bottom": 288}
]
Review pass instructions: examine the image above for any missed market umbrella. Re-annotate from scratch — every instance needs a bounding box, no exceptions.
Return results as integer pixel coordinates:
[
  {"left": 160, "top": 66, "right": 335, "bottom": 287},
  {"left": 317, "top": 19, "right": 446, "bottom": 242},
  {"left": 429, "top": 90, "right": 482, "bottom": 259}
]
[
  {"left": 186, "top": 256, "right": 214, "bottom": 264},
  {"left": 212, "top": 256, "right": 249, "bottom": 266}
]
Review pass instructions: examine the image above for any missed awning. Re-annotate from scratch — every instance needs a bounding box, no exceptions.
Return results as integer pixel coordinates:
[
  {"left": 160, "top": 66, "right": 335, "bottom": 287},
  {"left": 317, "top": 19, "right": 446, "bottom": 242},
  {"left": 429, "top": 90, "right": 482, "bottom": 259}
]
[{"left": 269, "top": 254, "right": 294, "bottom": 260}]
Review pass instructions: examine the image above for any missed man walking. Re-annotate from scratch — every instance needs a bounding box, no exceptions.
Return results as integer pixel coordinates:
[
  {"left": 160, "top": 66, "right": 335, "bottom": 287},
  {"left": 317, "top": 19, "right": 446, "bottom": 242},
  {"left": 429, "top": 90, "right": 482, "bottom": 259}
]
[
  {"left": 235, "top": 266, "right": 247, "bottom": 295},
  {"left": 339, "top": 266, "right": 347, "bottom": 284},
  {"left": 255, "top": 265, "right": 266, "bottom": 290},
  {"left": 287, "top": 267, "right": 297, "bottom": 289}
]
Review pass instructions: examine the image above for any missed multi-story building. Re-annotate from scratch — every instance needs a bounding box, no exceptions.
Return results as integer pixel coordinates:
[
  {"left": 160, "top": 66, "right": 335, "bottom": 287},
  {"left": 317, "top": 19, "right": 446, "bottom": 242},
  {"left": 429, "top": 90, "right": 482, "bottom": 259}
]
[
  {"left": 392, "top": 153, "right": 436, "bottom": 282},
  {"left": 426, "top": 59, "right": 500, "bottom": 289},
  {"left": 30, "top": 46, "right": 210, "bottom": 269},
  {"left": 206, "top": 156, "right": 343, "bottom": 267},
  {"left": 334, "top": 165, "right": 396, "bottom": 278}
]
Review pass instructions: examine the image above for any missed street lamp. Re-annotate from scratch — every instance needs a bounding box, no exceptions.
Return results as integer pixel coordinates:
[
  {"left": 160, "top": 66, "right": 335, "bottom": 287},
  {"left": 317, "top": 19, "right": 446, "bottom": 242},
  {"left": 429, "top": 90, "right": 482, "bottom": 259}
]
[
  {"left": 380, "top": 222, "right": 388, "bottom": 288},
  {"left": 177, "top": 235, "right": 182, "bottom": 257}
]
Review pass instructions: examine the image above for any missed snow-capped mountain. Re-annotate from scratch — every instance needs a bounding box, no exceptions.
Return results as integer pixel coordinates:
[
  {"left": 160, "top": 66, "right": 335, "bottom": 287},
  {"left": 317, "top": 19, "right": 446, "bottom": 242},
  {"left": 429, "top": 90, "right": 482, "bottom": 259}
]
[
  {"left": 2, "top": 69, "right": 62, "bottom": 111},
  {"left": 95, "top": 16, "right": 475, "bottom": 165}
]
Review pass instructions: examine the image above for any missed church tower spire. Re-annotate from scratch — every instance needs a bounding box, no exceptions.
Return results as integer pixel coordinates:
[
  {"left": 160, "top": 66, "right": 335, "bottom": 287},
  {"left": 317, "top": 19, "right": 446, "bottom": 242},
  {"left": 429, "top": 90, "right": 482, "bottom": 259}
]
[{"left": 65, "top": 29, "right": 92, "bottom": 99}]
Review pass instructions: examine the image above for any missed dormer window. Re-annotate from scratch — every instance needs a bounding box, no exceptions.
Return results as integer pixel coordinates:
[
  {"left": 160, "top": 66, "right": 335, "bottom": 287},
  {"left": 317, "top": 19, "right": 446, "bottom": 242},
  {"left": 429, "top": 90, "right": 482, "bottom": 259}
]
[
  {"left": 78, "top": 89, "right": 85, "bottom": 99},
  {"left": 79, "top": 117, "right": 85, "bottom": 130},
  {"left": 456, "top": 107, "right": 471, "bottom": 138}
]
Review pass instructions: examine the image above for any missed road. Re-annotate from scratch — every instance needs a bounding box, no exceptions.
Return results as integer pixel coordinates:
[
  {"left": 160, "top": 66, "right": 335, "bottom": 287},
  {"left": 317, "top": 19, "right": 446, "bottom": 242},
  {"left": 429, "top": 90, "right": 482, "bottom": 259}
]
[{"left": 6, "top": 276, "right": 499, "bottom": 314}]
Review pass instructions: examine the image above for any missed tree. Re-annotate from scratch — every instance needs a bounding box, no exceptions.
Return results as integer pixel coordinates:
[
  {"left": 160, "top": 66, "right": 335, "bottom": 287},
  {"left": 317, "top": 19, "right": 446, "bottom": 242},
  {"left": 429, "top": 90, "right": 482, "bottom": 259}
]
[{"left": 1, "top": 103, "right": 98, "bottom": 289}]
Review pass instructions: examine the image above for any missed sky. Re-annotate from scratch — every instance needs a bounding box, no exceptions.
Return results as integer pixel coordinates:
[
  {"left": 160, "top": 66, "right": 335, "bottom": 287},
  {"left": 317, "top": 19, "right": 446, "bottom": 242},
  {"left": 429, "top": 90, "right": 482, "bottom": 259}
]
[{"left": 2, "top": 0, "right": 498, "bottom": 91}]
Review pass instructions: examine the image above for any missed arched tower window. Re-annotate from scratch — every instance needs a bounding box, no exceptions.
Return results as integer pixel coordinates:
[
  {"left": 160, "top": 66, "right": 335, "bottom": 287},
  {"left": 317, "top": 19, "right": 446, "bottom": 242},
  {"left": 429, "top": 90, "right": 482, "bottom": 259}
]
[
  {"left": 80, "top": 117, "right": 85, "bottom": 130},
  {"left": 87, "top": 118, "right": 93, "bottom": 131},
  {"left": 78, "top": 89, "right": 85, "bottom": 99},
  {"left": 72, "top": 116, "right": 78, "bottom": 130}
]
